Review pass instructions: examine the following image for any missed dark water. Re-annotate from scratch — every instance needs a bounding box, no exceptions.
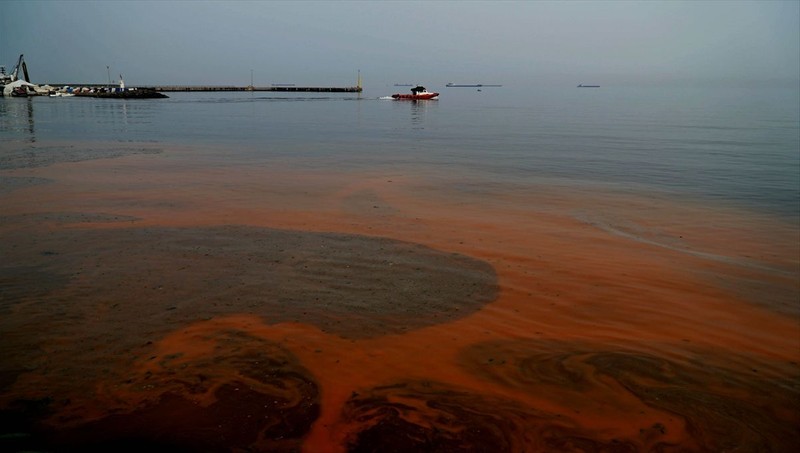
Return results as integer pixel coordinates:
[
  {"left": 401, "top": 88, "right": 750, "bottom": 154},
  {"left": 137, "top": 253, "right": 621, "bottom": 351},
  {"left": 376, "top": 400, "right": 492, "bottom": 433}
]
[{"left": 2, "top": 83, "right": 798, "bottom": 218}]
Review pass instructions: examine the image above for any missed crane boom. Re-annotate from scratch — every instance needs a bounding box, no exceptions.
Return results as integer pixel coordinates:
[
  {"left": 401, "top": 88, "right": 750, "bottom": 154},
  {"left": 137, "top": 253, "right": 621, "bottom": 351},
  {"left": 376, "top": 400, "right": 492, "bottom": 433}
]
[
  {"left": 22, "top": 60, "right": 30, "bottom": 83},
  {"left": 10, "top": 54, "right": 28, "bottom": 82}
]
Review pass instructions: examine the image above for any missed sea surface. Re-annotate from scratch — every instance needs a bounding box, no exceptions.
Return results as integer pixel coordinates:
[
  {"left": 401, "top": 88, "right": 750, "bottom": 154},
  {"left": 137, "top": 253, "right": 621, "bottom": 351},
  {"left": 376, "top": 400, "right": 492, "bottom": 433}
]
[
  {"left": 2, "top": 83, "right": 798, "bottom": 218},
  {"left": 1, "top": 83, "right": 799, "bottom": 451}
]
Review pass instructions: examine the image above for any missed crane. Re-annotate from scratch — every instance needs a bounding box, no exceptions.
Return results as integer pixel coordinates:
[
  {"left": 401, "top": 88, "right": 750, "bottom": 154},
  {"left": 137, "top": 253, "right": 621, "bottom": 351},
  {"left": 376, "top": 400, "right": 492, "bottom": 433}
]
[
  {"left": 0, "top": 54, "right": 38, "bottom": 97},
  {"left": 8, "top": 54, "right": 30, "bottom": 83}
]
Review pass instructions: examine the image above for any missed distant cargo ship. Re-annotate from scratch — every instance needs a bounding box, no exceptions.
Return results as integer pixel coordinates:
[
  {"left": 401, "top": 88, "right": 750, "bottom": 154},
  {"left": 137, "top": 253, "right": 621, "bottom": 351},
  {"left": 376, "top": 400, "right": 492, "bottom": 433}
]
[
  {"left": 577, "top": 84, "right": 600, "bottom": 88},
  {"left": 446, "top": 83, "right": 502, "bottom": 87}
]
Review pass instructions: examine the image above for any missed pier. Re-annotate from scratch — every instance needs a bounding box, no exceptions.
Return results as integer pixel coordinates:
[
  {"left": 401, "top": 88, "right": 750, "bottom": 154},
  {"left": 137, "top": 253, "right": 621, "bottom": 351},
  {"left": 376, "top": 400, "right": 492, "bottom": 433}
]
[{"left": 153, "top": 85, "right": 362, "bottom": 93}]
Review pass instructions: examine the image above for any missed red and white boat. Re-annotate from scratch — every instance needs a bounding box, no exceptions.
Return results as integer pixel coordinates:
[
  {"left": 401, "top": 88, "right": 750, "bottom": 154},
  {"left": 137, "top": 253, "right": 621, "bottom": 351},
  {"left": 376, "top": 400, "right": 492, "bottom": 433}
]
[{"left": 391, "top": 85, "right": 439, "bottom": 100}]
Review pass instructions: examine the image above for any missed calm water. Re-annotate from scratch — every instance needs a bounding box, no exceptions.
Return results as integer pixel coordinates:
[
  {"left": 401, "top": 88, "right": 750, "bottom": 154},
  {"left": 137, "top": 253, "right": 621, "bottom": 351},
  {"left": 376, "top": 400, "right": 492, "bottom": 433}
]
[{"left": 2, "top": 83, "right": 798, "bottom": 219}]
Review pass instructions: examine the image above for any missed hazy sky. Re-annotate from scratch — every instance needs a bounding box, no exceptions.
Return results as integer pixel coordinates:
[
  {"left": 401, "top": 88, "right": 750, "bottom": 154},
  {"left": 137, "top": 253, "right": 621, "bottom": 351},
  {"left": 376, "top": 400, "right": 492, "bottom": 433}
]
[{"left": 2, "top": 0, "right": 798, "bottom": 88}]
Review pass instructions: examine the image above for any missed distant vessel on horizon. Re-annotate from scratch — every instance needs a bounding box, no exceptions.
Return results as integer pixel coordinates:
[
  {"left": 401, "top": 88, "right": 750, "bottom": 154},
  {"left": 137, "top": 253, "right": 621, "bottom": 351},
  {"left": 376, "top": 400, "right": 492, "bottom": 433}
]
[
  {"left": 577, "top": 84, "right": 600, "bottom": 88},
  {"left": 394, "top": 83, "right": 413, "bottom": 86},
  {"left": 446, "top": 83, "right": 502, "bottom": 87}
]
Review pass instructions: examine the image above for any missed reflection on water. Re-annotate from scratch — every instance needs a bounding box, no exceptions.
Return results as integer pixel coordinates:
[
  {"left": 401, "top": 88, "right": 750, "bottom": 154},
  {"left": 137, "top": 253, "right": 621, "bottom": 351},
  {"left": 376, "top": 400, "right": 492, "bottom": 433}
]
[
  {"left": 94, "top": 99, "right": 130, "bottom": 129},
  {"left": 390, "top": 98, "right": 438, "bottom": 130},
  {"left": 0, "top": 98, "right": 36, "bottom": 142},
  {"left": 409, "top": 100, "right": 430, "bottom": 129},
  {"left": 409, "top": 99, "right": 436, "bottom": 129},
  {"left": 0, "top": 96, "right": 160, "bottom": 145}
]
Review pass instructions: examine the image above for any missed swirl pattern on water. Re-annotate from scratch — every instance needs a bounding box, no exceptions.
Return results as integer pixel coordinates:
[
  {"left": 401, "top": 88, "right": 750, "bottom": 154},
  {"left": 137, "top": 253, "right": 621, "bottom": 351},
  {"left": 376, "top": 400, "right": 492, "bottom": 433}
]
[
  {"left": 459, "top": 339, "right": 800, "bottom": 452},
  {"left": 29, "top": 330, "right": 319, "bottom": 452},
  {"left": 338, "top": 380, "right": 641, "bottom": 453}
]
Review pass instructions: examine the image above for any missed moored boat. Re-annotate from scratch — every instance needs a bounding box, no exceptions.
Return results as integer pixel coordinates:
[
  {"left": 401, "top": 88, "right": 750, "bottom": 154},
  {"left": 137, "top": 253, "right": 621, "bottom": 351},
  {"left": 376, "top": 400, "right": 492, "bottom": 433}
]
[
  {"left": 391, "top": 85, "right": 439, "bottom": 100},
  {"left": 91, "top": 87, "right": 168, "bottom": 99},
  {"left": 1, "top": 54, "right": 37, "bottom": 97}
]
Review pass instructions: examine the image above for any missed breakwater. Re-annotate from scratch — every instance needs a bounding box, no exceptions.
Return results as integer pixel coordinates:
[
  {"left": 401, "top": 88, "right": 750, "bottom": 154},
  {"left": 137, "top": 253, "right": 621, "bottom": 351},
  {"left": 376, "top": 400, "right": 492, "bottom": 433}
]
[{"left": 154, "top": 85, "right": 362, "bottom": 93}]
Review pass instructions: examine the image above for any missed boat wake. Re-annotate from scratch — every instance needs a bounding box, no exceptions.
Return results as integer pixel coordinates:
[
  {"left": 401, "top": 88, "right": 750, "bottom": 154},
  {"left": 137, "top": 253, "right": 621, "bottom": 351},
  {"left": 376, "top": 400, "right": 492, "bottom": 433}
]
[{"left": 378, "top": 96, "right": 394, "bottom": 100}]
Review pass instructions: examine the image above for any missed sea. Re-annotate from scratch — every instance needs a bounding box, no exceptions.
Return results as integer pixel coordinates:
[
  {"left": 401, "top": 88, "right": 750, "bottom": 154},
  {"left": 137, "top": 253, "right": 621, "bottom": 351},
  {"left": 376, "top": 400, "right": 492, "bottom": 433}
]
[
  {"left": 1, "top": 82, "right": 799, "bottom": 451},
  {"left": 2, "top": 82, "right": 798, "bottom": 218}
]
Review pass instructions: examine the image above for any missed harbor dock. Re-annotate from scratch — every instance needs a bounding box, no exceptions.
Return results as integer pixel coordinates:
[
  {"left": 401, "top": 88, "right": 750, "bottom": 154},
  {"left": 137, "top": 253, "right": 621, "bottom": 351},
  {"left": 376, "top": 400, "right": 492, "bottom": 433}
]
[
  {"left": 4, "top": 52, "right": 364, "bottom": 97},
  {"left": 31, "top": 83, "right": 362, "bottom": 98},
  {"left": 153, "top": 85, "right": 362, "bottom": 93}
]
